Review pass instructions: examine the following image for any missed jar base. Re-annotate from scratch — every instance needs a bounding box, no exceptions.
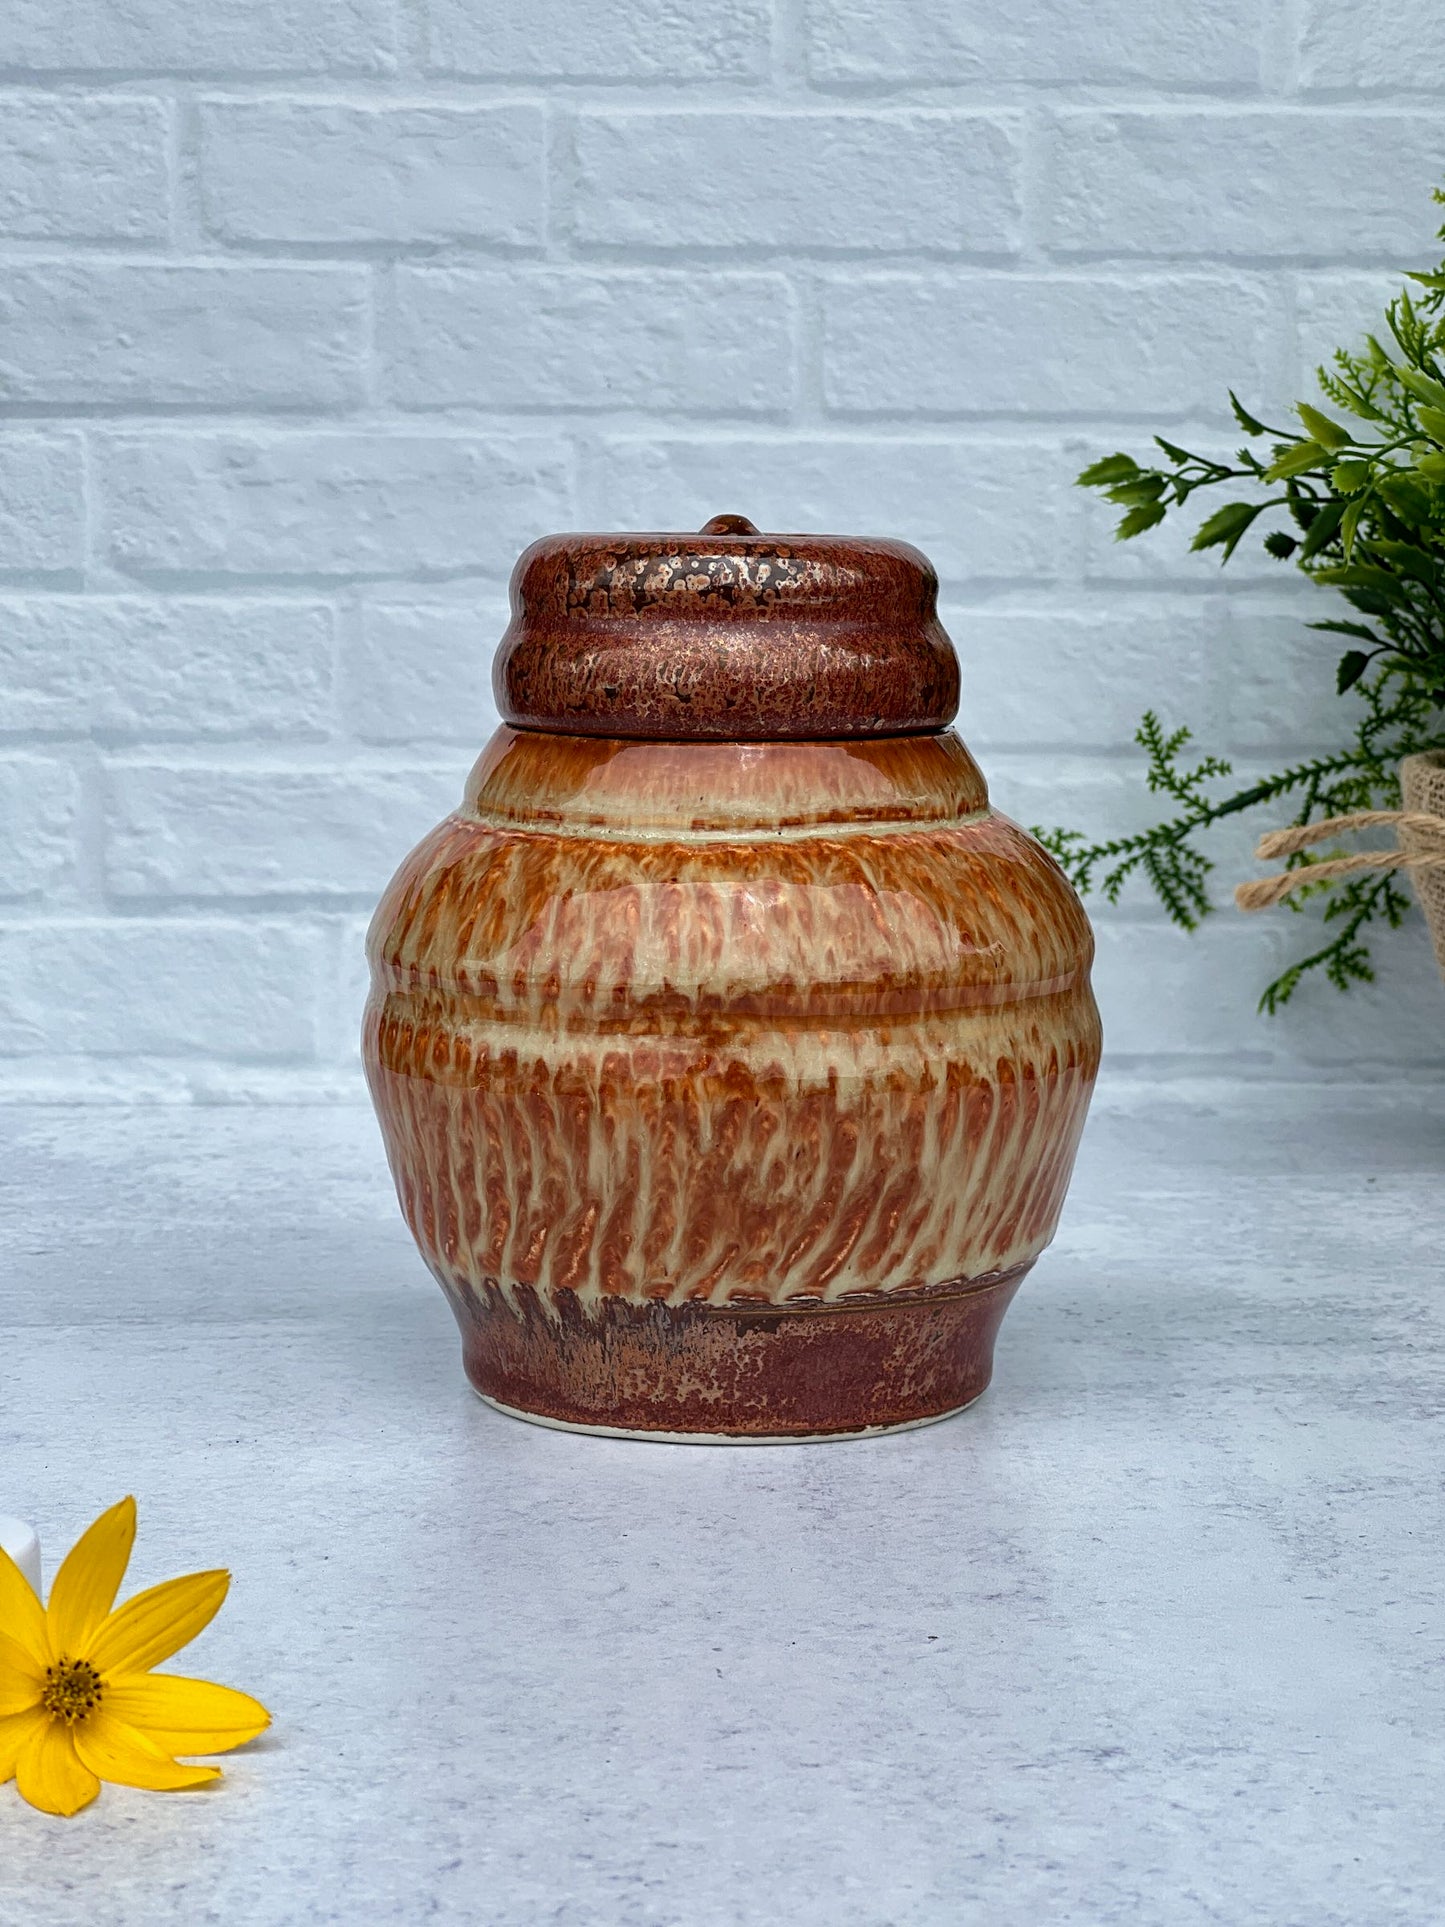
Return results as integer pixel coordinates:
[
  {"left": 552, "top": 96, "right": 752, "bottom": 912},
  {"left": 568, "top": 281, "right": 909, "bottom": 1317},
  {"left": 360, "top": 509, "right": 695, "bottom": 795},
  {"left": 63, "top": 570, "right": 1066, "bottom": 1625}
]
[
  {"left": 453, "top": 1266, "right": 1028, "bottom": 1442},
  {"left": 471, "top": 1387, "right": 984, "bottom": 1445}
]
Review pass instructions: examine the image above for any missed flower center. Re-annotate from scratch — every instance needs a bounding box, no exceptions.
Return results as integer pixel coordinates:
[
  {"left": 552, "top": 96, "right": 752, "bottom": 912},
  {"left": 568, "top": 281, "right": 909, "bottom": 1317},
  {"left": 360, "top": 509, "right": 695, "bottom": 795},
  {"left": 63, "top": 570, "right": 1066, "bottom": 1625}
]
[{"left": 41, "top": 1658, "right": 104, "bottom": 1725}]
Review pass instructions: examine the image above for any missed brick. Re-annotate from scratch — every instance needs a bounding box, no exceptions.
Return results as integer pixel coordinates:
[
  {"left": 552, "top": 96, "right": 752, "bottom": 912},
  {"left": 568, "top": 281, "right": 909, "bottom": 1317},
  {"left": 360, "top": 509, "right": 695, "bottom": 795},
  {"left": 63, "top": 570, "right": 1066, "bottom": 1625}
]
[
  {"left": 0, "top": 265, "right": 367, "bottom": 409},
  {"left": 104, "top": 764, "right": 464, "bottom": 900},
  {"left": 805, "top": 0, "right": 1262, "bottom": 87},
  {"left": 822, "top": 273, "right": 1283, "bottom": 420},
  {"left": 0, "top": 920, "right": 325, "bottom": 1059},
  {"left": 389, "top": 269, "right": 794, "bottom": 413},
  {"left": 578, "top": 437, "right": 1076, "bottom": 585},
  {"left": 572, "top": 112, "right": 1023, "bottom": 256},
  {"left": 200, "top": 102, "right": 545, "bottom": 246},
  {"left": 0, "top": 756, "right": 81, "bottom": 898},
  {"left": 1258, "top": 918, "right": 1445, "bottom": 1064},
  {"left": 427, "top": 0, "right": 770, "bottom": 79},
  {"left": 1217, "top": 594, "right": 1357, "bottom": 753},
  {"left": 1093, "top": 905, "right": 1445, "bottom": 1064},
  {"left": 346, "top": 600, "right": 507, "bottom": 744},
  {"left": 0, "top": 0, "right": 394, "bottom": 74},
  {"left": 99, "top": 433, "right": 573, "bottom": 581},
  {"left": 984, "top": 752, "right": 1156, "bottom": 846},
  {"left": 954, "top": 604, "right": 1218, "bottom": 753},
  {"left": 0, "top": 436, "right": 84, "bottom": 579},
  {"left": 0, "top": 97, "right": 168, "bottom": 241},
  {"left": 1090, "top": 919, "right": 1289, "bottom": 1059},
  {"left": 1046, "top": 112, "right": 1444, "bottom": 260},
  {"left": 1299, "top": 3, "right": 1445, "bottom": 95},
  {"left": 0, "top": 598, "right": 335, "bottom": 739},
  {"left": 1294, "top": 272, "right": 1408, "bottom": 399}
]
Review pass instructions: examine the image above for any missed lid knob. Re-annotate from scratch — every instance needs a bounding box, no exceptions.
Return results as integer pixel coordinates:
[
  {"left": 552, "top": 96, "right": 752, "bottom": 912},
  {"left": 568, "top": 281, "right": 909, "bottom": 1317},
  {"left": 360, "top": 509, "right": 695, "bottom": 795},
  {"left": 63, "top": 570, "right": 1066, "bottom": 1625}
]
[{"left": 698, "top": 513, "right": 761, "bottom": 537}]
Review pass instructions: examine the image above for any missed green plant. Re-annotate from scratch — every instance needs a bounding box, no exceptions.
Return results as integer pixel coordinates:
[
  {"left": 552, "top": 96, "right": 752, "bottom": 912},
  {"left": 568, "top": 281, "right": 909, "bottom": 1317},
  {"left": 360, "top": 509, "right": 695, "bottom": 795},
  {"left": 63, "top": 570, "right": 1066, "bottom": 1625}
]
[{"left": 1042, "top": 189, "right": 1445, "bottom": 1012}]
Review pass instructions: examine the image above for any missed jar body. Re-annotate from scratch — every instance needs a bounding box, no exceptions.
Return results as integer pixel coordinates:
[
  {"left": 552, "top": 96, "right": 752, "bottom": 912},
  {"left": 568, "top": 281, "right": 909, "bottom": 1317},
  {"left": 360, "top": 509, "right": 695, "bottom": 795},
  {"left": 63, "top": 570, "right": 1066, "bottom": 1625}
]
[{"left": 364, "top": 724, "right": 1100, "bottom": 1438}]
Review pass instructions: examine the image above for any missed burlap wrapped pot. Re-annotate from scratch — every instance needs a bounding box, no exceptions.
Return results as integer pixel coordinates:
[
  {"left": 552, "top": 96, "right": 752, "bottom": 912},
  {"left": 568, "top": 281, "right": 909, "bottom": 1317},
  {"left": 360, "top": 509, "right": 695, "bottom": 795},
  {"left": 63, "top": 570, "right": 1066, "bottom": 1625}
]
[
  {"left": 1236, "top": 749, "right": 1445, "bottom": 988},
  {"left": 1401, "top": 749, "right": 1445, "bottom": 978}
]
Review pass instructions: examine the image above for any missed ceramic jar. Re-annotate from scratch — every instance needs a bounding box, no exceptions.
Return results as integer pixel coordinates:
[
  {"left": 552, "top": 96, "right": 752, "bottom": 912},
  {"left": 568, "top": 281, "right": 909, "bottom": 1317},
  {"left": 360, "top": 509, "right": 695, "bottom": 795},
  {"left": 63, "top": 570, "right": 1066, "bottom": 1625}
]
[{"left": 364, "top": 517, "right": 1101, "bottom": 1439}]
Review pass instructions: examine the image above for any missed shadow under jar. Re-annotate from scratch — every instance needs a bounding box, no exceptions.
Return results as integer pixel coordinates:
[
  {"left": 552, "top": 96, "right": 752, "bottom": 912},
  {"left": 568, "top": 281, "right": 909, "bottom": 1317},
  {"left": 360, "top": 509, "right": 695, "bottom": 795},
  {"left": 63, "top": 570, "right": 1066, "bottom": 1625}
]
[{"left": 363, "top": 517, "right": 1101, "bottom": 1440}]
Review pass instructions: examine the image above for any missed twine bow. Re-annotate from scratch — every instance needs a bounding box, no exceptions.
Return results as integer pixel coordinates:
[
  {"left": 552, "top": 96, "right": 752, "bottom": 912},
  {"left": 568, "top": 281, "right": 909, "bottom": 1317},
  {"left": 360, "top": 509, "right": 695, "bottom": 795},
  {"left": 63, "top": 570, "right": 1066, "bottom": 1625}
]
[{"left": 1235, "top": 809, "right": 1445, "bottom": 912}]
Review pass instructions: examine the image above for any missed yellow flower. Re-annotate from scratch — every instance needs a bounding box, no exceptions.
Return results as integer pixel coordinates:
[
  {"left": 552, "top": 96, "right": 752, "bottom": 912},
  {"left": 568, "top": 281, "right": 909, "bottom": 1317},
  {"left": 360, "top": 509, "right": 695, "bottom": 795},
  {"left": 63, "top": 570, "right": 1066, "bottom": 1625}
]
[{"left": 0, "top": 1497, "right": 269, "bottom": 1816}]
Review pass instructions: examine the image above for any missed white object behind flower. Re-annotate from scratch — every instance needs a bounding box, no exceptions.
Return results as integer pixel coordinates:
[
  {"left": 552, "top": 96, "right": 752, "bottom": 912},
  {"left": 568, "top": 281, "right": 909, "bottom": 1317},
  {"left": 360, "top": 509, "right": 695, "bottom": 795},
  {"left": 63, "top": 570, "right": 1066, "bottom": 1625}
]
[{"left": 0, "top": 1515, "right": 41, "bottom": 1592}]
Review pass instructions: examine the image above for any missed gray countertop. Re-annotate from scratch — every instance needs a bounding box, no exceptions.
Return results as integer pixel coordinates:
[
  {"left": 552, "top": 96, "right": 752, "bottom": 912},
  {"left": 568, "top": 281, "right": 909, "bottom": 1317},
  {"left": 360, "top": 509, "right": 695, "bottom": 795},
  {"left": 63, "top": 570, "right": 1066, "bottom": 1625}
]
[{"left": 2, "top": 1080, "right": 1442, "bottom": 1926}]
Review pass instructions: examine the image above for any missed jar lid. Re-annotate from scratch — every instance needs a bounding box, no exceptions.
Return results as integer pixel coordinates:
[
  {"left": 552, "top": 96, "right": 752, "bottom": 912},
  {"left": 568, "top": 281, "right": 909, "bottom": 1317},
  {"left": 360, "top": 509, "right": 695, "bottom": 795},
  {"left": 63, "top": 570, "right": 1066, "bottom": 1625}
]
[{"left": 493, "top": 515, "right": 960, "bottom": 741}]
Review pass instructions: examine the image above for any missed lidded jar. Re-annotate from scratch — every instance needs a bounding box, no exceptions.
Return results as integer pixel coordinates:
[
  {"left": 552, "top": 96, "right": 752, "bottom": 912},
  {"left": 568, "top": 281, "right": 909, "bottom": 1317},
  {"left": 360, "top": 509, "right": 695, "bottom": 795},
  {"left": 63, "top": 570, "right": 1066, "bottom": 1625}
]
[{"left": 363, "top": 516, "right": 1101, "bottom": 1439}]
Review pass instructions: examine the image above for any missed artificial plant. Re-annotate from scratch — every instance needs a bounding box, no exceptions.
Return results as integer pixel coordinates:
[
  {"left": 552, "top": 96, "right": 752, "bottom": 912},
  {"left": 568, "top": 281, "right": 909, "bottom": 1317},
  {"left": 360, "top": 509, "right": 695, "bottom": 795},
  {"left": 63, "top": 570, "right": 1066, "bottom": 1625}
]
[{"left": 1044, "top": 190, "right": 1445, "bottom": 1011}]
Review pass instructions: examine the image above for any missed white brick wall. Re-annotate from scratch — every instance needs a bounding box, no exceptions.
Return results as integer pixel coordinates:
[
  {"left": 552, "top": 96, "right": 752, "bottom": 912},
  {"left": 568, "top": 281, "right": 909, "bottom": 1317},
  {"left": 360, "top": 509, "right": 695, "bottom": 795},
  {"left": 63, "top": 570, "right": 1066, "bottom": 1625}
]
[
  {"left": 0, "top": 98, "right": 171, "bottom": 241},
  {"left": 0, "top": 436, "right": 84, "bottom": 578},
  {"left": 198, "top": 103, "right": 548, "bottom": 244},
  {"left": 0, "top": 0, "right": 1441, "bottom": 1098},
  {"left": 0, "top": 264, "right": 370, "bottom": 406}
]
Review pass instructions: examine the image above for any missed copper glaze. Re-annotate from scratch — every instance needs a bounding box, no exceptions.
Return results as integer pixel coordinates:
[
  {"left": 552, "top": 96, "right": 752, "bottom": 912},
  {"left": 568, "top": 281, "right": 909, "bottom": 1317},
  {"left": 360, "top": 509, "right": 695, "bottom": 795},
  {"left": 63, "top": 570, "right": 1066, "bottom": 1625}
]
[
  {"left": 364, "top": 520, "right": 1101, "bottom": 1439},
  {"left": 494, "top": 515, "right": 960, "bottom": 741}
]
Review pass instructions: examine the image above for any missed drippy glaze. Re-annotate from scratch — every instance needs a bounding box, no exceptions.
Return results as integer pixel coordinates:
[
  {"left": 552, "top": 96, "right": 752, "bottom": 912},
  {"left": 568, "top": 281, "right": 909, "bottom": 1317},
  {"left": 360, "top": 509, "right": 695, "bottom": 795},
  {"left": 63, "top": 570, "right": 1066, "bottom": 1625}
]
[{"left": 364, "top": 729, "right": 1100, "bottom": 1324}]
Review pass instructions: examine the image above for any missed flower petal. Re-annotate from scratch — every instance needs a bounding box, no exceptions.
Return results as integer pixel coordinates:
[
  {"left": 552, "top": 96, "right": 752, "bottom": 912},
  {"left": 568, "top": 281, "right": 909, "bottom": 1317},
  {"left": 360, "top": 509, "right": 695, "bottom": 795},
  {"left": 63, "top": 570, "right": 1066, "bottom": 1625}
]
[
  {"left": 87, "top": 1569, "right": 229, "bottom": 1679},
  {"left": 15, "top": 1718, "right": 100, "bottom": 1816},
  {"left": 46, "top": 1497, "right": 136, "bottom": 1660},
  {"left": 103, "top": 1673, "right": 270, "bottom": 1756},
  {"left": 0, "top": 1543, "right": 48, "bottom": 1670},
  {"left": 74, "top": 1710, "right": 221, "bottom": 1793},
  {"left": 0, "top": 1632, "right": 44, "bottom": 1716},
  {"left": 0, "top": 1706, "right": 46, "bottom": 1782}
]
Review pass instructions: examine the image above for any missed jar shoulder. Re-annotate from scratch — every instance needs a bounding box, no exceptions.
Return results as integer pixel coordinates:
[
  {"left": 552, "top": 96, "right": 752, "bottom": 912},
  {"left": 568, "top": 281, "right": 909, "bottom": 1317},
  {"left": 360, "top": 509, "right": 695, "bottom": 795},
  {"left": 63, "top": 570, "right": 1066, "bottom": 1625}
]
[{"left": 369, "top": 730, "right": 1092, "bottom": 1004}]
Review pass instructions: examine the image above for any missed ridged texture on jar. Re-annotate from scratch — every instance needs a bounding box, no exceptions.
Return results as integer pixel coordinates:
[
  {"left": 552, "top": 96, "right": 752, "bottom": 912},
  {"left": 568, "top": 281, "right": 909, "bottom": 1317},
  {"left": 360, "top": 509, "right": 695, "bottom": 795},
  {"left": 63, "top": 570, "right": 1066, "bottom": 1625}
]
[{"left": 364, "top": 729, "right": 1101, "bottom": 1315}]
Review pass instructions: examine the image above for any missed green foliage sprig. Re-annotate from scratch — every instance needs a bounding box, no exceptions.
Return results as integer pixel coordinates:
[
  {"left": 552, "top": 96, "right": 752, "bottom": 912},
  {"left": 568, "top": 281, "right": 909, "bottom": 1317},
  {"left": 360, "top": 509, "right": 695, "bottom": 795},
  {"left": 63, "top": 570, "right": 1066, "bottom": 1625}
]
[{"left": 1041, "top": 189, "right": 1445, "bottom": 1011}]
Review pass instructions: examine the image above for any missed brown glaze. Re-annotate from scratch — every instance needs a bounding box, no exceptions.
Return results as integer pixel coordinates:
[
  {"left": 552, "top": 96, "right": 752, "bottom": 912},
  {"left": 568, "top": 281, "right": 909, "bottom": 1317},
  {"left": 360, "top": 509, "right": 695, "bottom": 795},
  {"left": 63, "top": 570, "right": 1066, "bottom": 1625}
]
[
  {"left": 462, "top": 724, "right": 990, "bottom": 832},
  {"left": 460, "top": 1270, "right": 1028, "bottom": 1439},
  {"left": 494, "top": 517, "right": 960, "bottom": 741},
  {"left": 364, "top": 523, "right": 1101, "bottom": 1439}
]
